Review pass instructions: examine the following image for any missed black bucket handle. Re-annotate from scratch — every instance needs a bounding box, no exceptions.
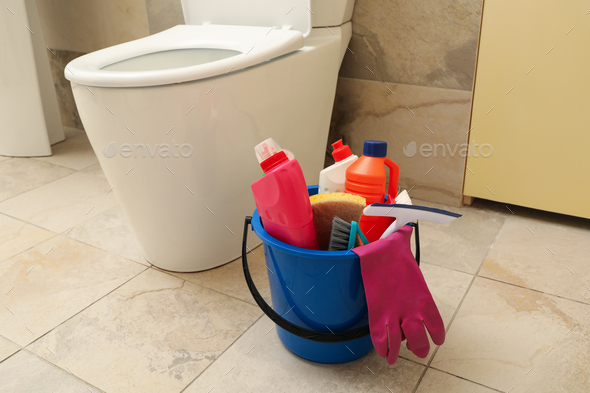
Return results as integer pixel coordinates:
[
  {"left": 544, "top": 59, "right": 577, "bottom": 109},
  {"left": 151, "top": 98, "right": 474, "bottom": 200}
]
[
  {"left": 242, "top": 216, "right": 421, "bottom": 343},
  {"left": 242, "top": 216, "right": 420, "bottom": 343}
]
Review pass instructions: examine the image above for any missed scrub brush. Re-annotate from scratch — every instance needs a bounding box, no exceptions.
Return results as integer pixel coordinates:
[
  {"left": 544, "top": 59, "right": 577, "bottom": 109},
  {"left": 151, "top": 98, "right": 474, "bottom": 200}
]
[
  {"left": 309, "top": 192, "right": 366, "bottom": 250},
  {"left": 328, "top": 217, "right": 369, "bottom": 251}
]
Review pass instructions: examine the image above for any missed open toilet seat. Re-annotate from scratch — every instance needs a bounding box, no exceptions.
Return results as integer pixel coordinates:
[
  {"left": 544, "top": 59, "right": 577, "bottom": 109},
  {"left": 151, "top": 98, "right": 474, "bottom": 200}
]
[{"left": 66, "top": 24, "right": 304, "bottom": 88}]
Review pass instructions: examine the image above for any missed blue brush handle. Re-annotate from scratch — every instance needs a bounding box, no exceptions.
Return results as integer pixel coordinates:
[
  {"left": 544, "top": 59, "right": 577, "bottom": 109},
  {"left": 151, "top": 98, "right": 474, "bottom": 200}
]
[{"left": 348, "top": 221, "right": 370, "bottom": 249}]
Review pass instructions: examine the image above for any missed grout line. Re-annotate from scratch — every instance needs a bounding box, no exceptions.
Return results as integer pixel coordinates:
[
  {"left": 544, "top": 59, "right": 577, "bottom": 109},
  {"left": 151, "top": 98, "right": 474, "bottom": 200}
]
[
  {"left": 412, "top": 213, "right": 509, "bottom": 392},
  {"left": 417, "top": 259, "right": 478, "bottom": 277},
  {"left": 478, "top": 275, "right": 590, "bottom": 306},
  {"left": 0, "top": 347, "right": 23, "bottom": 367},
  {"left": 0, "top": 231, "right": 59, "bottom": 266},
  {"left": 150, "top": 264, "right": 267, "bottom": 308},
  {"left": 0, "top": 209, "right": 148, "bottom": 270},
  {"left": 507, "top": 214, "right": 590, "bottom": 236},
  {"left": 0, "top": 159, "right": 103, "bottom": 213},
  {"left": 426, "top": 366, "right": 506, "bottom": 392},
  {"left": 61, "top": 231, "right": 151, "bottom": 269},
  {"left": 179, "top": 314, "right": 266, "bottom": 393},
  {"left": 0, "top": 164, "right": 77, "bottom": 205},
  {"left": 20, "top": 348, "right": 106, "bottom": 393},
  {"left": 23, "top": 267, "right": 148, "bottom": 350}
]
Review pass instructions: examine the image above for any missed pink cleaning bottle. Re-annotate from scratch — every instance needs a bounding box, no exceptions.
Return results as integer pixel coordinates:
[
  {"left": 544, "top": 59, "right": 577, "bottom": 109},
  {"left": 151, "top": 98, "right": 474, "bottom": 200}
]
[{"left": 251, "top": 139, "right": 319, "bottom": 250}]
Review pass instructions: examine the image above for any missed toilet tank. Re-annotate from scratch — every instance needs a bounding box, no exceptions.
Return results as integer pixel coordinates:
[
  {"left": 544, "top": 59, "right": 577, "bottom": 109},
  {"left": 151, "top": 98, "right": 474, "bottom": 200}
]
[
  {"left": 311, "top": 0, "right": 355, "bottom": 27},
  {"left": 181, "top": 0, "right": 355, "bottom": 37}
]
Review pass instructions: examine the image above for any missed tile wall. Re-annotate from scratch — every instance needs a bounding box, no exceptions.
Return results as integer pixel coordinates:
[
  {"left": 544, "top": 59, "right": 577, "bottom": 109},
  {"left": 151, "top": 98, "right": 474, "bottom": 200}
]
[{"left": 329, "top": 0, "right": 483, "bottom": 206}]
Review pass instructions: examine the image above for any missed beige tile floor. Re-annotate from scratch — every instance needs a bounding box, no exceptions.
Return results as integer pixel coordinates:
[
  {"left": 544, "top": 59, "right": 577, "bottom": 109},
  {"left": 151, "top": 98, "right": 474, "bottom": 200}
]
[{"left": 1, "top": 129, "right": 589, "bottom": 392}]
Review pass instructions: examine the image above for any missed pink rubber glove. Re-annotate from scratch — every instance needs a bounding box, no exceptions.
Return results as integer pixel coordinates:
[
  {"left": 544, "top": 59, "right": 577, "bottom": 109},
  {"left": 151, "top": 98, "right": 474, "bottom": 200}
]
[{"left": 352, "top": 225, "right": 445, "bottom": 364}]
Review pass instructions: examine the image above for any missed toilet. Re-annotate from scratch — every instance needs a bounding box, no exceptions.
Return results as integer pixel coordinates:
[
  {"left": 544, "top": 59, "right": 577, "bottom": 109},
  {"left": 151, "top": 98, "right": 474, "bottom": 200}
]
[{"left": 65, "top": 0, "right": 355, "bottom": 272}]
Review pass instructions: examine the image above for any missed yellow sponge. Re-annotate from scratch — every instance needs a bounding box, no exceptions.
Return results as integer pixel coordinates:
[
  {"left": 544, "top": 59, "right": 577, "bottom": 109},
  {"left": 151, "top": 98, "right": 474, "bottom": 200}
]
[{"left": 309, "top": 192, "right": 366, "bottom": 250}]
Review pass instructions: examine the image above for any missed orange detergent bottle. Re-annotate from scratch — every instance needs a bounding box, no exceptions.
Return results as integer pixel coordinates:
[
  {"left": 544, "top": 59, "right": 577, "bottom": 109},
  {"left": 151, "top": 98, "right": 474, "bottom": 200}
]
[{"left": 345, "top": 140, "right": 400, "bottom": 242}]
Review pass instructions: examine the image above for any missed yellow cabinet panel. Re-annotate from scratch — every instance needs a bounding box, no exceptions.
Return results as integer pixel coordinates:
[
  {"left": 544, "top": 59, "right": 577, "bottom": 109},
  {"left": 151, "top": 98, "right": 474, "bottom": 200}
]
[{"left": 464, "top": 0, "right": 590, "bottom": 219}]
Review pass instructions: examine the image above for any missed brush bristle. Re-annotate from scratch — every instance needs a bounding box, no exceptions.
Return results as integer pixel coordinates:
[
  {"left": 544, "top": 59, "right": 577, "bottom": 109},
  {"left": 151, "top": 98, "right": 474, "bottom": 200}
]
[{"left": 328, "top": 217, "right": 352, "bottom": 251}]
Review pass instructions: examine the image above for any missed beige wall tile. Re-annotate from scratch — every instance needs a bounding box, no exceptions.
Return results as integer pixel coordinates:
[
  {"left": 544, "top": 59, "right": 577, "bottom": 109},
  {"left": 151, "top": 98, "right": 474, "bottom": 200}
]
[
  {"left": 341, "top": 0, "right": 482, "bottom": 90},
  {"left": 28, "top": 268, "right": 261, "bottom": 393},
  {"left": 184, "top": 317, "right": 425, "bottom": 393},
  {"left": 37, "top": 0, "right": 149, "bottom": 53},
  {"left": 47, "top": 49, "right": 85, "bottom": 130},
  {"left": 431, "top": 277, "right": 590, "bottom": 392},
  {"left": 0, "top": 235, "right": 145, "bottom": 346},
  {"left": 145, "top": 0, "right": 185, "bottom": 34},
  {"left": 329, "top": 77, "right": 472, "bottom": 206}
]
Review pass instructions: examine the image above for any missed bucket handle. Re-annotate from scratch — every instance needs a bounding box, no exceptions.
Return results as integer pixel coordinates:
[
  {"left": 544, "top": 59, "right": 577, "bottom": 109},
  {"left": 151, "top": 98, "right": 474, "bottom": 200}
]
[
  {"left": 242, "top": 216, "right": 420, "bottom": 343},
  {"left": 243, "top": 216, "right": 372, "bottom": 343}
]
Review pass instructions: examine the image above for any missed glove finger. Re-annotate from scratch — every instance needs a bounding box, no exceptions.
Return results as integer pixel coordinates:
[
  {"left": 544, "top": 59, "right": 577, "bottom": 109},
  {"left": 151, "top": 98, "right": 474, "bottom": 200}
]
[
  {"left": 401, "top": 319, "right": 430, "bottom": 358},
  {"left": 371, "top": 322, "right": 390, "bottom": 359},
  {"left": 386, "top": 323, "right": 402, "bottom": 365},
  {"left": 423, "top": 304, "right": 446, "bottom": 345}
]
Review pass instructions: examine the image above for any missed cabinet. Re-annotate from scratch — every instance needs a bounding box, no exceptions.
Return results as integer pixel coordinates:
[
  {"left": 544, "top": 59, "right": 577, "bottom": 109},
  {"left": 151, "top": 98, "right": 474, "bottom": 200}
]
[{"left": 464, "top": 0, "right": 590, "bottom": 219}]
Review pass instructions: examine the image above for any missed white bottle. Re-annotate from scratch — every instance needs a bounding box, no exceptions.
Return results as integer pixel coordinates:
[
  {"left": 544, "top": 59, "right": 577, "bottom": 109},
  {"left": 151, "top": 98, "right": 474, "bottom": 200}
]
[{"left": 319, "top": 139, "right": 358, "bottom": 193}]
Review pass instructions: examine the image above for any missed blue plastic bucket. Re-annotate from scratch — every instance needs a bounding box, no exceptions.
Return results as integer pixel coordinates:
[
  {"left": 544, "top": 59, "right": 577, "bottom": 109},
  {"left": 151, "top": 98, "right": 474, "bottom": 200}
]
[{"left": 242, "top": 186, "right": 374, "bottom": 364}]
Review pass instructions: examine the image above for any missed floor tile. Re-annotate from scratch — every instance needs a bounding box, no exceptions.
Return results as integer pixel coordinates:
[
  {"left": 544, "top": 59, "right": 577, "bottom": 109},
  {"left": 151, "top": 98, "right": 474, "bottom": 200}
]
[
  {"left": 62, "top": 126, "right": 85, "bottom": 140},
  {"left": 415, "top": 368, "right": 497, "bottom": 393},
  {"left": 480, "top": 216, "right": 590, "bottom": 304},
  {"left": 0, "top": 235, "right": 145, "bottom": 346},
  {"left": 465, "top": 196, "right": 590, "bottom": 234},
  {"left": 0, "top": 172, "right": 119, "bottom": 233},
  {"left": 67, "top": 206, "right": 148, "bottom": 266},
  {"left": 431, "top": 277, "right": 590, "bottom": 392},
  {"left": 33, "top": 133, "right": 98, "bottom": 170},
  {"left": 508, "top": 204, "right": 590, "bottom": 235},
  {"left": 79, "top": 163, "right": 106, "bottom": 179},
  {"left": 412, "top": 200, "right": 506, "bottom": 273},
  {"left": 184, "top": 317, "right": 425, "bottom": 393},
  {"left": 0, "top": 335, "right": 20, "bottom": 362},
  {"left": 28, "top": 268, "right": 262, "bottom": 393},
  {"left": 0, "top": 158, "right": 74, "bottom": 202},
  {"left": 169, "top": 244, "right": 270, "bottom": 305},
  {"left": 0, "top": 214, "right": 55, "bottom": 264},
  {"left": 398, "top": 262, "right": 473, "bottom": 364},
  {"left": 0, "top": 350, "right": 102, "bottom": 392},
  {"left": 466, "top": 197, "right": 513, "bottom": 218}
]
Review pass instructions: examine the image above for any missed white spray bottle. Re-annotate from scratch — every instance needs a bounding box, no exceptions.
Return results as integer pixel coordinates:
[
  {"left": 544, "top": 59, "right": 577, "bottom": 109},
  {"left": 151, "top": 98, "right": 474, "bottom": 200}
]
[{"left": 318, "top": 139, "right": 358, "bottom": 193}]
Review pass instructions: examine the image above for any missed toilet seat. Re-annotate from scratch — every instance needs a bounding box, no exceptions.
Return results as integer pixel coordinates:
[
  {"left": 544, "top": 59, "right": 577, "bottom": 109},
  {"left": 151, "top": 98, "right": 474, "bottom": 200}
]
[{"left": 65, "top": 24, "right": 304, "bottom": 88}]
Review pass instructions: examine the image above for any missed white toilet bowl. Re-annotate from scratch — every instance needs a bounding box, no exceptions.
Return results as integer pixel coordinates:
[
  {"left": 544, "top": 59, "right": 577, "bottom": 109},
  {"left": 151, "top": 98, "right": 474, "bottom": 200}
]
[{"left": 65, "top": 0, "right": 354, "bottom": 272}]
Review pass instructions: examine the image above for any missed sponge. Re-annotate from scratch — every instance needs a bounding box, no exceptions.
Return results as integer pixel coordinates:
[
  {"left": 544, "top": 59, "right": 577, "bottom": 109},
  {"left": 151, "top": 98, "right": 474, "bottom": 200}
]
[{"left": 309, "top": 192, "right": 366, "bottom": 250}]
